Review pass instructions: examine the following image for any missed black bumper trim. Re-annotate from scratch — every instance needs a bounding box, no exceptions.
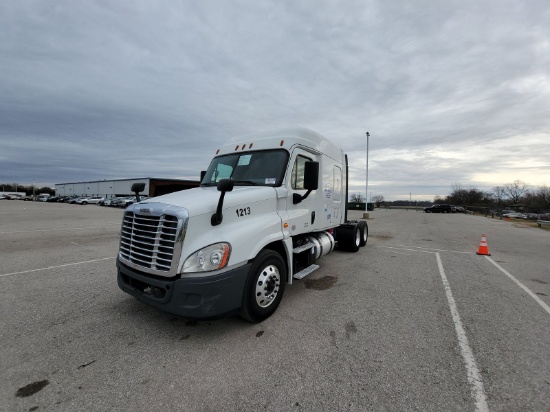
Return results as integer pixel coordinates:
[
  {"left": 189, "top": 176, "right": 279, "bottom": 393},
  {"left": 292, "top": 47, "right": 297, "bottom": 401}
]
[{"left": 117, "top": 258, "right": 251, "bottom": 319}]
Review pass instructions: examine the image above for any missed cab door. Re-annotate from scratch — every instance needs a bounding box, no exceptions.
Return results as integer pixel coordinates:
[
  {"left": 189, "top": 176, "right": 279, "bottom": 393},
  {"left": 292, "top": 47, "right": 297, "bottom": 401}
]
[{"left": 285, "top": 149, "right": 319, "bottom": 236}]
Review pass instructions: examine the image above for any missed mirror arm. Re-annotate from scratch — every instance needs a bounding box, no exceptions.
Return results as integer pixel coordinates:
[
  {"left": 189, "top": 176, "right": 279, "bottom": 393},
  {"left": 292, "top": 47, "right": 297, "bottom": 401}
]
[
  {"left": 211, "top": 192, "right": 227, "bottom": 226},
  {"left": 293, "top": 189, "right": 312, "bottom": 205},
  {"left": 211, "top": 179, "right": 234, "bottom": 226}
]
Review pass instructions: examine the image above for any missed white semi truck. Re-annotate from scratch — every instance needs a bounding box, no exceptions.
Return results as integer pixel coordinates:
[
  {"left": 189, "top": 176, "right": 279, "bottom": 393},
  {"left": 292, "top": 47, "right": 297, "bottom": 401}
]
[{"left": 117, "top": 127, "right": 368, "bottom": 322}]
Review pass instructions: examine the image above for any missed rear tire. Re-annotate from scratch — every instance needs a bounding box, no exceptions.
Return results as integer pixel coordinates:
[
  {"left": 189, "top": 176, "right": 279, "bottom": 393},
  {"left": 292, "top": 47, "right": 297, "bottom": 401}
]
[
  {"left": 359, "top": 221, "right": 368, "bottom": 247},
  {"left": 338, "top": 225, "right": 360, "bottom": 252},
  {"left": 240, "top": 250, "right": 286, "bottom": 323}
]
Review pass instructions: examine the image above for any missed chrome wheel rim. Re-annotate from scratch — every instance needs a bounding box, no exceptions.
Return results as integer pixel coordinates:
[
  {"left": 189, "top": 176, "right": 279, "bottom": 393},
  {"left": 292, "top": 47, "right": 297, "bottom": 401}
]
[{"left": 255, "top": 264, "right": 281, "bottom": 308}]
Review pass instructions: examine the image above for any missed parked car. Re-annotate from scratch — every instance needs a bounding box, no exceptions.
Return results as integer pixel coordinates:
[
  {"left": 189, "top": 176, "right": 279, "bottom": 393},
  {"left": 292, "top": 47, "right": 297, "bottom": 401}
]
[
  {"left": 502, "top": 212, "right": 527, "bottom": 219},
  {"left": 454, "top": 206, "right": 466, "bottom": 213},
  {"left": 75, "top": 196, "right": 105, "bottom": 205},
  {"left": 63, "top": 195, "right": 79, "bottom": 203},
  {"left": 68, "top": 197, "right": 84, "bottom": 204},
  {"left": 46, "top": 196, "right": 61, "bottom": 202},
  {"left": 117, "top": 196, "right": 148, "bottom": 208},
  {"left": 4, "top": 194, "right": 23, "bottom": 200},
  {"left": 105, "top": 197, "right": 124, "bottom": 207},
  {"left": 116, "top": 197, "right": 134, "bottom": 208},
  {"left": 424, "top": 204, "right": 453, "bottom": 213}
]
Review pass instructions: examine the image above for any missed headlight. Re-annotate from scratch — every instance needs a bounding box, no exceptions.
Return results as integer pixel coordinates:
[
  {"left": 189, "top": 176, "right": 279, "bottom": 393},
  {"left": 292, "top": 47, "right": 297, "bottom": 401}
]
[{"left": 182, "top": 243, "right": 231, "bottom": 273}]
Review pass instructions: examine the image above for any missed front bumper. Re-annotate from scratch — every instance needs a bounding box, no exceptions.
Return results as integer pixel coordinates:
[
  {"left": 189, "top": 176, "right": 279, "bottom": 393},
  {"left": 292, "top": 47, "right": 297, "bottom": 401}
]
[{"left": 117, "top": 258, "right": 251, "bottom": 319}]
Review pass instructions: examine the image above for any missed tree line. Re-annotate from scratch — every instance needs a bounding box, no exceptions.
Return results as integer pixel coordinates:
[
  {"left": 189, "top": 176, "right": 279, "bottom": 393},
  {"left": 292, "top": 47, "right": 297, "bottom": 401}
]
[
  {"left": 1, "top": 183, "right": 55, "bottom": 196},
  {"left": 349, "top": 180, "right": 549, "bottom": 211},
  {"left": 435, "top": 180, "right": 549, "bottom": 212}
]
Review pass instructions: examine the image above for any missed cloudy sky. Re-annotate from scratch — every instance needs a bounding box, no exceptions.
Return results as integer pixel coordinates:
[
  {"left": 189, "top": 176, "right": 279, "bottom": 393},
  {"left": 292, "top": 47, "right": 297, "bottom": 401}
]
[{"left": 1, "top": 0, "right": 549, "bottom": 200}]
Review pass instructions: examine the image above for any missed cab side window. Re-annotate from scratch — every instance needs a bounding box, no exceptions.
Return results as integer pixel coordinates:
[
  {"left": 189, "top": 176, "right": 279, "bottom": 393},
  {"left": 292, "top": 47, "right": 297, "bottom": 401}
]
[{"left": 291, "top": 155, "right": 311, "bottom": 190}]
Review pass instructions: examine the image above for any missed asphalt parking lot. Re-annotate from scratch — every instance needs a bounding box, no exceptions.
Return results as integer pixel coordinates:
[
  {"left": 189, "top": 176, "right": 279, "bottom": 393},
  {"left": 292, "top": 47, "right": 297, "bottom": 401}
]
[{"left": 2, "top": 201, "right": 549, "bottom": 411}]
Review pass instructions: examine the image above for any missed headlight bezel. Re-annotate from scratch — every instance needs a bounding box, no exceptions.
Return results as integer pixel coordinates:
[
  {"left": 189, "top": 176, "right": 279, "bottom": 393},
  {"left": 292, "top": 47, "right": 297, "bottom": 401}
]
[{"left": 182, "top": 242, "right": 231, "bottom": 273}]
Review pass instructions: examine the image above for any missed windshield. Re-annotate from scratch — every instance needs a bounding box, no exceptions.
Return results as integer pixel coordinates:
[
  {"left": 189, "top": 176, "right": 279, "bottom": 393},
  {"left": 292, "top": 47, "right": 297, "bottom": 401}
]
[{"left": 201, "top": 149, "right": 289, "bottom": 187}]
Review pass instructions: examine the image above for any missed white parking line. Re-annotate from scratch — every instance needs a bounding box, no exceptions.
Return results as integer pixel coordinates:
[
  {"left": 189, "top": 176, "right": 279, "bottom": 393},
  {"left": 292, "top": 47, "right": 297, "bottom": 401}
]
[
  {"left": 485, "top": 256, "right": 550, "bottom": 316},
  {"left": 0, "top": 226, "right": 110, "bottom": 234},
  {"left": 382, "top": 246, "right": 435, "bottom": 254},
  {"left": 436, "top": 253, "right": 489, "bottom": 412},
  {"left": 381, "top": 245, "right": 489, "bottom": 411},
  {"left": 381, "top": 249, "right": 410, "bottom": 255},
  {"left": 391, "top": 244, "right": 472, "bottom": 254},
  {"left": 0, "top": 257, "right": 116, "bottom": 278}
]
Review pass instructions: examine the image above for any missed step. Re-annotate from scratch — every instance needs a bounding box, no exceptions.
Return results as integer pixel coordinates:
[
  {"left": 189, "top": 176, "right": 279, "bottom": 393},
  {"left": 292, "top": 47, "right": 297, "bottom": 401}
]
[
  {"left": 293, "top": 242, "right": 315, "bottom": 254},
  {"left": 293, "top": 264, "right": 319, "bottom": 280}
]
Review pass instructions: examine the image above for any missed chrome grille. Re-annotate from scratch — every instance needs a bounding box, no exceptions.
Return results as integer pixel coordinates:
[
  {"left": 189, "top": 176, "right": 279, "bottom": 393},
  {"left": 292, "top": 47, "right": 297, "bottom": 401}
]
[{"left": 119, "top": 212, "right": 179, "bottom": 272}]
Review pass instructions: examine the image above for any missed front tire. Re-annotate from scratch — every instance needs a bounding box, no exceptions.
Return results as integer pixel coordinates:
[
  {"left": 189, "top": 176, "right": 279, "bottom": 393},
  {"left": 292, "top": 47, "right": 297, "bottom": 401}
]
[{"left": 240, "top": 250, "right": 286, "bottom": 323}]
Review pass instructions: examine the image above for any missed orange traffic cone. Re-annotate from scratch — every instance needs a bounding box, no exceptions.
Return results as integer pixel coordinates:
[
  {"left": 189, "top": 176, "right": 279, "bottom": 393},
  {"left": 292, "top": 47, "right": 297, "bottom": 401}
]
[{"left": 476, "top": 234, "right": 491, "bottom": 256}]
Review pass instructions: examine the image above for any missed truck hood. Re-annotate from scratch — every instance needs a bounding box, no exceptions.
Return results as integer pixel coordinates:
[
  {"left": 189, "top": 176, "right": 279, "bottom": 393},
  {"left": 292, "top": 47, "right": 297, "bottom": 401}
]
[{"left": 139, "top": 186, "right": 278, "bottom": 216}]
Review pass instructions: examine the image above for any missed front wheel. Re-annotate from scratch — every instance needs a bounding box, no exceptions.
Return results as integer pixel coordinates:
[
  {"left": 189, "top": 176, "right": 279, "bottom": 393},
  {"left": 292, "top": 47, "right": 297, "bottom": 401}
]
[{"left": 240, "top": 250, "right": 286, "bottom": 323}]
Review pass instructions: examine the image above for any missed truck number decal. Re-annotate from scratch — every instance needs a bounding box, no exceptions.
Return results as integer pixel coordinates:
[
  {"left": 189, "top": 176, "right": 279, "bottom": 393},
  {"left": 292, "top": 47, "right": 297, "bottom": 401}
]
[{"left": 236, "top": 207, "right": 251, "bottom": 217}]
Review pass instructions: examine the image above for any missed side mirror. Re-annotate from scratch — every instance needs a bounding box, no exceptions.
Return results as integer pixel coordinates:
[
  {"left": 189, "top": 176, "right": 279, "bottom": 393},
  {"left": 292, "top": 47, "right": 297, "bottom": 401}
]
[
  {"left": 293, "top": 161, "right": 319, "bottom": 204},
  {"left": 131, "top": 183, "right": 145, "bottom": 193},
  {"left": 211, "top": 179, "right": 234, "bottom": 226},
  {"left": 303, "top": 161, "right": 319, "bottom": 190},
  {"left": 200, "top": 170, "right": 207, "bottom": 182},
  {"left": 131, "top": 182, "right": 146, "bottom": 202},
  {"left": 217, "top": 178, "right": 235, "bottom": 192}
]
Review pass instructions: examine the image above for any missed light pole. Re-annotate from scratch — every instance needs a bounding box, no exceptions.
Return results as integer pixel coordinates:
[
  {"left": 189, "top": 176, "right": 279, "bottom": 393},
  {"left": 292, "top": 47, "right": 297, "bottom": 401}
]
[
  {"left": 32, "top": 179, "right": 35, "bottom": 198},
  {"left": 366, "top": 132, "right": 370, "bottom": 205}
]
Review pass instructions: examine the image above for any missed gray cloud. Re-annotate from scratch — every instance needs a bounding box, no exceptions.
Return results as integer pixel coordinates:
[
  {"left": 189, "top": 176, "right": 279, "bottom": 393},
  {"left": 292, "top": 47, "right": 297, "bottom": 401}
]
[{"left": 1, "top": 0, "right": 548, "bottom": 199}]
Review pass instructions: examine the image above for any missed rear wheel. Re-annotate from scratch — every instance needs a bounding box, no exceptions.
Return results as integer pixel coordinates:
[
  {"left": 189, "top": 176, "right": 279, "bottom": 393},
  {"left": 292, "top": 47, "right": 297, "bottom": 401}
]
[
  {"left": 338, "top": 225, "right": 360, "bottom": 252},
  {"left": 359, "top": 221, "right": 368, "bottom": 247},
  {"left": 240, "top": 250, "right": 286, "bottom": 323}
]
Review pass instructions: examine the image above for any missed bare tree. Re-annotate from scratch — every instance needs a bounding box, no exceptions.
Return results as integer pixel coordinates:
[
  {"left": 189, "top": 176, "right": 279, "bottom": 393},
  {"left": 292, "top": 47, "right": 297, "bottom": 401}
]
[
  {"left": 503, "top": 180, "right": 529, "bottom": 204},
  {"left": 492, "top": 186, "right": 506, "bottom": 206},
  {"left": 350, "top": 193, "right": 365, "bottom": 203},
  {"left": 537, "top": 185, "right": 550, "bottom": 209},
  {"left": 371, "top": 195, "right": 385, "bottom": 207},
  {"left": 448, "top": 183, "right": 468, "bottom": 204},
  {"left": 525, "top": 185, "right": 550, "bottom": 211}
]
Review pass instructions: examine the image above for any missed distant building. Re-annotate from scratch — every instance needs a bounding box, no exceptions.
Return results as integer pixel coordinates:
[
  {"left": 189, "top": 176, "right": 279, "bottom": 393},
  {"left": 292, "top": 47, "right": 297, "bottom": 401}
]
[{"left": 55, "top": 178, "right": 200, "bottom": 199}]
